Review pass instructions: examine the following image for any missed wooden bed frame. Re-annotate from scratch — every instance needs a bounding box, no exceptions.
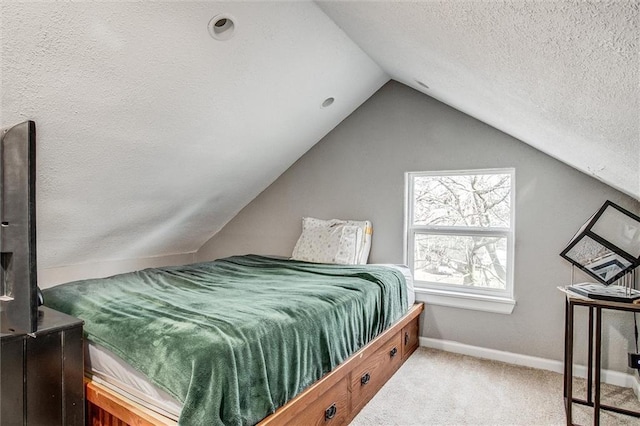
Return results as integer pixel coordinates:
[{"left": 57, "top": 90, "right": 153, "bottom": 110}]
[{"left": 86, "top": 303, "right": 424, "bottom": 426}]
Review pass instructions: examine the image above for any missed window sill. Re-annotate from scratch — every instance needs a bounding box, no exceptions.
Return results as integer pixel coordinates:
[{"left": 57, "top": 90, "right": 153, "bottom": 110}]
[{"left": 414, "top": 287, "right": 516, "bottom": 314}]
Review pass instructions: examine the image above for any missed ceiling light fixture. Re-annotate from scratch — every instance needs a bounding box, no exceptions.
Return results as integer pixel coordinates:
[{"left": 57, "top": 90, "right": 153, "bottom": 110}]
[
  {"left": 208, "top": 14, "right": 236, "bottom": 41},
  {"left": 322, "top": 97, "right": 335, "bottom": 108}
]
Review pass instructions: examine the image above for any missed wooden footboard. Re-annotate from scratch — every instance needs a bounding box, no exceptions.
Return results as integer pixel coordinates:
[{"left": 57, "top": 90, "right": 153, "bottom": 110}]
[
  {"left": 86, "top": 303, "right": 424, "bottom": 426},
  {"left": 86, "top": 380, "right": 177, "bottom": 426}
]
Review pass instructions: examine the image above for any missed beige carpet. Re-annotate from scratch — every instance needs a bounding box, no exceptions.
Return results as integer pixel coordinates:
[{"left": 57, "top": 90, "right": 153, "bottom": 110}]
[{"left": 350, "top": 348, "right": 640, "bottom": 426}]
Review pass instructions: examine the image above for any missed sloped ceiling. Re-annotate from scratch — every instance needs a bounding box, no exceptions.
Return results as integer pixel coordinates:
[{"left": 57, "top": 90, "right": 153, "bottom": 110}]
[
  {"left": 1, "top": 1, "right": 387, "bottom": 269},
  {"left": 1, "top": 1, "right": 638, "bottom": 271},
  {"left": 317, "top": 0, "right": 639, "bottom": 200}
]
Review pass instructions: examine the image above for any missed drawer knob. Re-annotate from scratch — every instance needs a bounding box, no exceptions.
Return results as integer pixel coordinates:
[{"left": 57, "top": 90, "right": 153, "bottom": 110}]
[
  {"left": 390, "top": 347, "right": 398, "bottom": 358},
  {"left": 325, "top": 403, "right": 337, "bottom": 421},
  {"left": 361, "top": 372, "right": 371, "bottom": 386},
  {"left": 404, "top": 331, "right": 409, "bottom": 345}
]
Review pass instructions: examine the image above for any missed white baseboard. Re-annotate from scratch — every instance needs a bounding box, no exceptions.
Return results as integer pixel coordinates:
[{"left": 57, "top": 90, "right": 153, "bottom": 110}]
[{"left": 420, "top": 337, "right": 640, "bottom": 393}]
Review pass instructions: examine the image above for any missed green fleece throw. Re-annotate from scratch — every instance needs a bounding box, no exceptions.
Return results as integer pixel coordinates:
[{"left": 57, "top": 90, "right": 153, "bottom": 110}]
[{"left": 43, "top": 255, "right": 407, "bottom": 425}]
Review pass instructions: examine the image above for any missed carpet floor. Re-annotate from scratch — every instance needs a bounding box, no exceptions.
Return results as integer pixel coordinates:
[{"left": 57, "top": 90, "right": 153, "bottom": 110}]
[{"left": 350, "top": 347, "right": 640, "bottom": 425}]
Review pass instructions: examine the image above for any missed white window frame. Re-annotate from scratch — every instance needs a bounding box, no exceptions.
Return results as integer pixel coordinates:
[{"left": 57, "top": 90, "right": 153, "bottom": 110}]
[{"left": 404, "top": 168, "right": 516, "bottom": 314}]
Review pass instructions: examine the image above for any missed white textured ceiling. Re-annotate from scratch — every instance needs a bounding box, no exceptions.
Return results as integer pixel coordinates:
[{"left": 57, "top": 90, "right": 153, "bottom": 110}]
[
  {"left": 1, "top": 1, "right": 638, "bottom": 270},
  {"left": 317, "top": 0, "right": 639, "bottom": 200},
  {"left": 1, "top": 1, "right": 387, "bottom": 268}
]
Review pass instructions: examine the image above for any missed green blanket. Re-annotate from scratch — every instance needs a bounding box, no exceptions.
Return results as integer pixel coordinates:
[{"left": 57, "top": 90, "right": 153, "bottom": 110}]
[{"left": 43, "top": 255, "right": 407, "bottom": 425}]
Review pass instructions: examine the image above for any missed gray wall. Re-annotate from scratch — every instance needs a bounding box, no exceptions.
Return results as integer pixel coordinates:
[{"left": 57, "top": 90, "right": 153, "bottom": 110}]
[{"left": 198, "top": 81, "right": 640, "bottom": 370}]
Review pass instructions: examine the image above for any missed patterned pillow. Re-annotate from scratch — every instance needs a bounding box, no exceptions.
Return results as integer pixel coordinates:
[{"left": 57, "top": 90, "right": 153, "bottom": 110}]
[{"left": 291, "top": 218, "right": 363, "bottom": 264}]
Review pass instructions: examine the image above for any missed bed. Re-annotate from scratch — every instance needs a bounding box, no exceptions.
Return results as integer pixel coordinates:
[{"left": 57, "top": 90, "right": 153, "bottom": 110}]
[{"left": 43, "top": 254, "right": 422, "bottom": 425}]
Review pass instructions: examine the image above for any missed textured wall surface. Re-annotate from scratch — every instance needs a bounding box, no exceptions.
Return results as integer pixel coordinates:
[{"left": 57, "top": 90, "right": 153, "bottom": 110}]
[
  {"left": 1, "top": 1, "right": 387, "bottom": 270},
  {"left": 318, "top": 0, "right": 640, "bottom": 199},
  {"left": 198, "top": 81, "right": 640, "bottom": 371},
  {"left": 1, "top": 1, "right": 638, "bottom": 276}
]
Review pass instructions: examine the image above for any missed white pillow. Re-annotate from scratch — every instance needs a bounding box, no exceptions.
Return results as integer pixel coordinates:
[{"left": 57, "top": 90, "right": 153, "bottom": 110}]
[
  {"left": 343, "top": 219, "right": 373, "bottom": 264},
  {"left": 291, "top": 217, "right": 372, "bottom": 265}
]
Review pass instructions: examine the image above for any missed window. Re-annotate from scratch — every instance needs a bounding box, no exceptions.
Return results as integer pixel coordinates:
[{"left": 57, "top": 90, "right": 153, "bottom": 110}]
[{"left": 405, "top": 169, "right": 515, "bottom": 313}]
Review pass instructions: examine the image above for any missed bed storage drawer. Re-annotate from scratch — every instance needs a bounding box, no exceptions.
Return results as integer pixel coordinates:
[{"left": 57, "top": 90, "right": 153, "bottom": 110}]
[
  {"left": 88, "top": 304, "right": 425, "bottom": 426},
  {"left": 401, "top": 317, "right": 420, "bottom": 359},
  {"left": 285, "top": 376, "right": 349, "bottom": 426},
  {"left": 349, "top": 331, "right": 402, "bottom": 413}
]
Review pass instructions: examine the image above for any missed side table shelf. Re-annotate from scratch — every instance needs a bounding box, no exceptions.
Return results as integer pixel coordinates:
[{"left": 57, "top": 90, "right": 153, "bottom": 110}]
[{"left": 560, "top": 286, "right": 640, "bottom": 425}]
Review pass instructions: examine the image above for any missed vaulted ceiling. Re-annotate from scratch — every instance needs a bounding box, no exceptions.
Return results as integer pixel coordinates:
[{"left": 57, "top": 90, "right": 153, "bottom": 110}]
[
  {"left": 318, "top": 0, "right": 639, "bottom": 199},
  {"left": 1, "top": 1, "right": 638, "bottom": 270}
]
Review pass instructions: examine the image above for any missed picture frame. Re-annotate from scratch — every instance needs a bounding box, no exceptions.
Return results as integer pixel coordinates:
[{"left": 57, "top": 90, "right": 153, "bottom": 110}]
[{"left": 561, "top": 201, "right": 640, "bottom": 285}]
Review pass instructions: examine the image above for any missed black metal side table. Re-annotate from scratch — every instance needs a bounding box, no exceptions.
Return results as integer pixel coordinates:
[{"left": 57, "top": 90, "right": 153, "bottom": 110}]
[{"left": 560, "top": 286, "right": 640, "bottom": 425}]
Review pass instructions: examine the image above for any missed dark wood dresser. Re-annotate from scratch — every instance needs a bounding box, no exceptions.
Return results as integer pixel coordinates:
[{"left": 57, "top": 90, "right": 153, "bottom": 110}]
[{"left": 1, "top": 306, "right": 84, "bottom": 425}]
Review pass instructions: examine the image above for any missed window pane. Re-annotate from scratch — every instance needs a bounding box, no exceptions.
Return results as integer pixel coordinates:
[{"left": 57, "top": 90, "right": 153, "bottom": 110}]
[
  {"left": 413, "top": 173, "right": 511, "bottom": 228},
  {"left": 414, "top": 234, "right": 507, "bottom": 289}
]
